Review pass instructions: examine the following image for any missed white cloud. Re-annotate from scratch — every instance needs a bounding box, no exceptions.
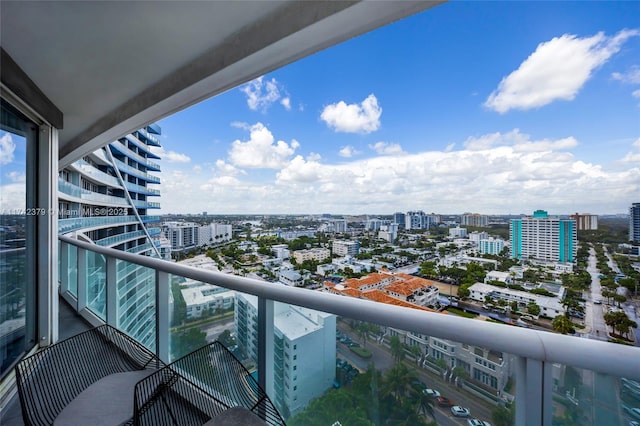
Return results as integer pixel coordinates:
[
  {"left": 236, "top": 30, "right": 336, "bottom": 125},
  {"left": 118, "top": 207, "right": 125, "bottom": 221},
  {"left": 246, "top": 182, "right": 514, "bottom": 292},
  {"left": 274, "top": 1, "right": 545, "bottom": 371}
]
[
  {"left": 228, "top": 122, "right": 299, "bottom": 169},
  {"left": 621, "top": 138, "right": 640, "bottom": 163},
  {"left": 632, "top": 89, "right": 640, "bottom": 99},
  {"left": 157, "top": 129, "right": 638, "bottom": 215},
  {"left": 0, "top": 183, "right": 25, "bottom": 210},
  {"left": 7, "top": 171, "right": 25, "bottom": 183},
  {"left": 215, "top": 159, "right": 245, "bottom": 176},
  {"left": 307, "top": 152, "right": 322, "bottom": 162},
  {"left": 320, "top": 94, "right": 382, "bottom": 133},
  {"left": 445, "top": 143, "right": 456, "bottom": 152},
  {"left": 0, "top": 133, "right": 16, "bottom": 165},
  {"left": 612, "top": 65, "right": 640, "bottom": 84},
  {"left": 230, "top": 121, "right": 250, "bottom": 130},
  {"left": 464, "top": 129, "right": 578, "bottom": 152},
  {"left": 150, "top": 146, "right": 190, "bottom": 163},
  {"left": 368, "top": 141, "right": 405, "bottom": 155},
  {"left": 193, "top": 165, "right": 202, "bottom": 173},
  {"left": 339, "top": 145, "right": 361, "bottom": 158},
  {"left": 485, "top": 29, "right": 639, "bottom": 113},
  {"left": 240, "top": 76, "right": 291, "bottom": 112}
]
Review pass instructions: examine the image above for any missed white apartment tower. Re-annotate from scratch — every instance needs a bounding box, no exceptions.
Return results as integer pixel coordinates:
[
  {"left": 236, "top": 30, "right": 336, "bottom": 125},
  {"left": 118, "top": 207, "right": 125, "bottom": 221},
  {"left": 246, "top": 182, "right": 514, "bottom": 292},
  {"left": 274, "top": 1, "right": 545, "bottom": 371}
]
[
  {"left": 58, "top": 124, "right": 163, "bottom": 349},
  {"left": 235, "top": 294, "right": 336, "bottom": 417}
]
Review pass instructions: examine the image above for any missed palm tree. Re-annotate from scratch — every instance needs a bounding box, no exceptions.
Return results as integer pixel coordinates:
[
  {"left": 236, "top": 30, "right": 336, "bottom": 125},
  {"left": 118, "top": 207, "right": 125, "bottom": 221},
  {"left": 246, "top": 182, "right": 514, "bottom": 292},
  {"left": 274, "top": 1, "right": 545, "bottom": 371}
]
[
  {"left": 389, "top": 335, "right": 405, "bottom": 363},
  {"left": 382, "top": 363, "right": 416, "bottom": 401},
  {"left": 552, "top": 315, "right": 575, "bottom": 335}
]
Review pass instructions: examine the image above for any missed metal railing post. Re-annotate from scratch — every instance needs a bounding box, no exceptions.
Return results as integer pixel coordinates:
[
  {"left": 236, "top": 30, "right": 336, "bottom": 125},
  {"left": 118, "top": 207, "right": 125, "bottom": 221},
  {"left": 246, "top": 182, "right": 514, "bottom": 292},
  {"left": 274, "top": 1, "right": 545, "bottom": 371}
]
[
  {"left": 77, "top": 248, "right": 87, "bottom": 312},
  {"left": 156, "top": 270, "right": 170, "bottom": 363},
  {"left": 106, "top": 256, "right": 117, "bottom": 327},
  {"left": 59, "top": 241, "right": 69, "bottom": 293},
  {"left": 258, "top": 297, "right": 274, "bottom": 403}
]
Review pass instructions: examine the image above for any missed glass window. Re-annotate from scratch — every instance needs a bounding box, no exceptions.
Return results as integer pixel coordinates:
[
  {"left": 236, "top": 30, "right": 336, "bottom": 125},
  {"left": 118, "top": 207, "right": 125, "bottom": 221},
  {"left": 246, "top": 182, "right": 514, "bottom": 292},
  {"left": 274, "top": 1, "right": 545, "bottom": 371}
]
[{"left": 0, "top": 99, "right": 37, "bottom": 378}]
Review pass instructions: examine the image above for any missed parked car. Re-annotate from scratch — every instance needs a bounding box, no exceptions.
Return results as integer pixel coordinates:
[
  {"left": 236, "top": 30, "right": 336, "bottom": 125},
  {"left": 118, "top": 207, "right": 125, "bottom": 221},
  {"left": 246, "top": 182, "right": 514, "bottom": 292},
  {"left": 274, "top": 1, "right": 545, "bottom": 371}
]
[
  {"left": 594, "top": 299, "right": 602, "bottom": 305},
  {"left": 437, "top": 396, "right": 454, "bottom": 407},
  {"left": 468, "top": 419, "right": 491, "bottom": 426},
  {"left": 422, "top": 388, "right": 440, "bottom": 398},
  {"left": 451, "top": 406, "right": 471, "bottom": 417}
]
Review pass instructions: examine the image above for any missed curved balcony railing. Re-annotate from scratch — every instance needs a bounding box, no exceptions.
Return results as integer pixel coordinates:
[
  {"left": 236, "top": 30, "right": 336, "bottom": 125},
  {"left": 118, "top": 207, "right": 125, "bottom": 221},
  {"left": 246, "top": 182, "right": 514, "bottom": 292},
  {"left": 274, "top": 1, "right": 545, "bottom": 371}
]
[
  {"left": 123, "top": 134, "right": 161, "bottom": 159},
  {"left": 70, "top": 159, "right": 122, "bottom": 188},
  {"left": 94, "top": 230, "right": 147, "bottom": 247},
  {"left": 112, "top": 158, "right": 160, "bottom": 184},
  {"left": 110, "top": 141, "right": 161, "bottom": 172},
  {"left": 58, "top": 235, "right": 640, "bottom": 426},
  {"left": 132, "top": 200, "right": 161, "bottom": 209},
  {"left": 59, "top": 215, "right": 160, "bottom": 234},
  {"left": 124, "top": 181, "right": 160, "bottom": 197},
  {"left": 137, "top": 128, "right": 161, "bottom": 146},
  {"left": 58, "top": 178, "right": 129, "bottom": 206}
]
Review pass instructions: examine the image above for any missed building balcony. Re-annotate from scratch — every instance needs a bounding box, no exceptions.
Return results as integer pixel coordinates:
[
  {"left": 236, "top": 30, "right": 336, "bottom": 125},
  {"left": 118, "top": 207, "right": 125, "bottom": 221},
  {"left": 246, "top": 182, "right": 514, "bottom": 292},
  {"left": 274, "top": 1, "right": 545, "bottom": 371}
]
[
  {"left": 59, "top": 215, "right": 160, "bottom": 234},
  {"left": 15, "top": 235, "right": 631, "bottom": 426},
  {"left": 58, "top": 177, "right": 129, "bottom": 207},
  {"left": 112, "top": 157, "right": 161, "bottom": 184},
  {"left": 69, "top": 159, "right": 122, "bottom": 188},
  {"left": 110, "top": 140, "right": 161, "bottom": 172}
]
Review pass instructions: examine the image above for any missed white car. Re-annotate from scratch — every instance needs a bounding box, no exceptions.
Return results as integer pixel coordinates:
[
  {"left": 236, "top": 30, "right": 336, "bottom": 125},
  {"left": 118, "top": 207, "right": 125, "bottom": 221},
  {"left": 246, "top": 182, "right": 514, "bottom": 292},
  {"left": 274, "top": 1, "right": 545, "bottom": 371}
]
[
  {"left": 451, "top": 406, "right": 471, "bottom": 417},
  {"left": 467, "top": 419, "right": 491, "bottom": 426},
  {"left": 422, "top": 388, "right": 440, "bottom": 398}
]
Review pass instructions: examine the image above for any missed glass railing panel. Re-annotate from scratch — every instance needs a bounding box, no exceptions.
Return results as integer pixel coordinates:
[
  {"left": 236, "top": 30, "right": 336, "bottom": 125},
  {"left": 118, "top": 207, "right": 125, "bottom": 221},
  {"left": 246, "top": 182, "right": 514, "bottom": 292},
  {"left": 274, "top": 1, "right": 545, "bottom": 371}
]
[
  {"left": 551, "top": 364, "right": 639, "bottom": 426},
  {"left": 67, "top": 243, "right": 78, "bottom": 296},
  {"left": 168, "top": 273, "right": 245, "bottom": 369},
  {"left": 116, "top": 259, "right": 156, "bottom": 351},
  {"left": 85, "top": 250, "right": 106, "bottom": 320},
  {"left": 273, "top": 305, "right": 512, "bottom": 425}
]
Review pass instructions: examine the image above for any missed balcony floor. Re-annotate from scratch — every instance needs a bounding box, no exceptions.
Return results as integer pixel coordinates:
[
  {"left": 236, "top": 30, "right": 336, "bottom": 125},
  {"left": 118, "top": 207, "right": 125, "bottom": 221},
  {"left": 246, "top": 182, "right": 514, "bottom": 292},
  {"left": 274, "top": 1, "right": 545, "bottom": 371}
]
[{"left": 1, "top": 297, "right": 91, "bottom": 426}]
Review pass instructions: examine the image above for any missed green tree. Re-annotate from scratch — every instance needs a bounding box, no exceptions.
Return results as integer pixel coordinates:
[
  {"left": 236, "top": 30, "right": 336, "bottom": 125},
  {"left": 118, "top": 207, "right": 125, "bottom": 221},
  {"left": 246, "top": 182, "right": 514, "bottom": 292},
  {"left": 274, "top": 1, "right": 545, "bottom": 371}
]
[
  {"left": 552, "top": 315, "right": 575, "bottom": 335},
  {"left": 389, "top": 335, "right": 405, "bottom": 363},
  {"left": 492, "top": 404, "right": 515, "bottom": 426},
  {"left": 527, "top": 302, "right": 541, "bottom": 316}
]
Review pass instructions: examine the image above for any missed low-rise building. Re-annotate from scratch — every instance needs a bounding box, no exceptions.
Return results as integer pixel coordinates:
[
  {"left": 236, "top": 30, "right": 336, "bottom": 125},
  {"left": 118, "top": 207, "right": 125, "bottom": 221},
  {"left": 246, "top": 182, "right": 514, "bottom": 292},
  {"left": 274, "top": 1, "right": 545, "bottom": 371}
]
[
  {"left": 180, "top": 280, "right": 235, "bottom": 319},
  {"left": 467, "top": 282, "right": 564, "bottom": 318},
  {"left": 293, "top": 248, "right": 330, "bottom": 263},
  {"left": 478, "top": 238, "right": 505, "bottom": 255}
]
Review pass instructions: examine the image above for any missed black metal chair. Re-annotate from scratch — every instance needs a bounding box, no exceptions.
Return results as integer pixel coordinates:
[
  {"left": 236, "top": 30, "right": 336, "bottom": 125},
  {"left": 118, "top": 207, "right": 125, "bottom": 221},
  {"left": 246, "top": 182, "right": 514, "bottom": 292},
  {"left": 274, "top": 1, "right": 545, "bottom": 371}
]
[
  {"left": 133, "top": 342, "right": 286, "bottom": 426},
  {"left": 15, "top": 324, "right": 164, "bottom": 426}
]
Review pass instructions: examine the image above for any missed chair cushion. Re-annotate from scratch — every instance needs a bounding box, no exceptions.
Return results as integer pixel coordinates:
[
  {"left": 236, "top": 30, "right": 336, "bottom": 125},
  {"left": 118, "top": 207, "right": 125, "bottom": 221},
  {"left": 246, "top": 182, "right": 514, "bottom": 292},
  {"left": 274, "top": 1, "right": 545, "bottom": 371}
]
[
  {"left": 202, "top": 406, "right": 267, "bottom": 426},
  {"left": 54, "top": 370, "right": 155, "bottom": 426}
]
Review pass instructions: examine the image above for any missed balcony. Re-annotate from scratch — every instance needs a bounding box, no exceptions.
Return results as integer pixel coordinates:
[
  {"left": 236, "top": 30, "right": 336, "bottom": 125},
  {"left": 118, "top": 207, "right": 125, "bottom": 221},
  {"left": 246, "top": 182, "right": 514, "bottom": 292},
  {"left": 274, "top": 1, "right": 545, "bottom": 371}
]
[
  {"left": 58, "top": 178, "right": 129, "bottom": 207},
  {"left": 110, "top": 140, "right": 161, "bottom": 172},
  {"left": 112, "top": 158, "right": 161, "bottom": 184},
  {"left": 45, "top": 236, "right": 640, "bottom": 425},
  {"left": 59, "top": 215, "right": 160, "bottom": 234}
]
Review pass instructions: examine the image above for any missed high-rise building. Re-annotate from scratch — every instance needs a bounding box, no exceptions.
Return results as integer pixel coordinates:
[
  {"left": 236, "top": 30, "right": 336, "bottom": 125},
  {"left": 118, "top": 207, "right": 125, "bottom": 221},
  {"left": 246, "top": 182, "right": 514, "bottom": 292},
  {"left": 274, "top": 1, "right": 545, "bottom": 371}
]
[
  {"left": 235, "top": 294, "right": 336, "bottom": 417},
  {"left": 405, "top": 210, "right": 429, "bottom": 230},
  {"left": 58, "top": 124, "right": 163, "bottom": 349},
  {"left": 460, "top": 213, "right": 489, "bottom": 227},
  {"left": 630, "top": 203, "right": 640, "bottom": 243},
  {"left": 510, "top": 210, "right": 577, "bottom": 263},
  {"left": 569, "top": 213, "right": 598, "bottom": 231},
  {"left": 393, "top": 212, "right": 405, "bottom": 228}
]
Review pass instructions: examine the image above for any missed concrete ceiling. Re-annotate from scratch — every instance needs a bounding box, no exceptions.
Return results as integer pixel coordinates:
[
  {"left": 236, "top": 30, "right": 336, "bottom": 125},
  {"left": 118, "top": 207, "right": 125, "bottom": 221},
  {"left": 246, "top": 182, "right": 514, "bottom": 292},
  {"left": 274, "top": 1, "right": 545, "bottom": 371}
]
[{"left": 1, "top": 1, "right": 443, "bottom": 167}]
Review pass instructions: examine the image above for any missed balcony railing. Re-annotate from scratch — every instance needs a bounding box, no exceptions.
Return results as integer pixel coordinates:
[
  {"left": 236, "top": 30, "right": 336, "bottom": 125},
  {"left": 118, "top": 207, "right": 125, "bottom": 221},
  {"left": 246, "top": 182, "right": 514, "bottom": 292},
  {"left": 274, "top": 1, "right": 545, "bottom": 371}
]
[
  {"left": 94, "top": 230, "right": 147, "bottom": 247},
  {"left": 71, "top": 159, "right": 122, "bottom": 188},
  {"left": 58, "top": 235, "right": 640, "bottom": 426},
  {"left": 112, "top": 158, "right": 161, "bottom": 184},
  {"left": 110, "top": 140, "right": 161, "bottom": 171},
  {"left": 59, "top": 215, "right": 160, "bottom": 234},
  {"left": 58, "top": 178, "right": 129, "bottom": 206}
]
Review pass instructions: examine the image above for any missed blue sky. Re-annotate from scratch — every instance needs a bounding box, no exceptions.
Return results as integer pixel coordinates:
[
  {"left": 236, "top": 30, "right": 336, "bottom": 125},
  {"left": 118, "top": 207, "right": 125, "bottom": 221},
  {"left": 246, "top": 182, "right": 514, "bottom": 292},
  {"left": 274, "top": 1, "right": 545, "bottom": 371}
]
[{"left": 151, "top": 2, "right": 637, "bottom": 215}]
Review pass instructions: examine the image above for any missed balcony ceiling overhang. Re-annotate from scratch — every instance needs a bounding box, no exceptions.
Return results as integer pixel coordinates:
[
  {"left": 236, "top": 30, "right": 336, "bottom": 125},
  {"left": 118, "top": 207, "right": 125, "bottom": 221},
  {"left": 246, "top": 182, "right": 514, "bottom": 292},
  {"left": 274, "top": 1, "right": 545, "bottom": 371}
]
[{"left": 0, "top": 1, "right": 443, "bottom": 168}]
